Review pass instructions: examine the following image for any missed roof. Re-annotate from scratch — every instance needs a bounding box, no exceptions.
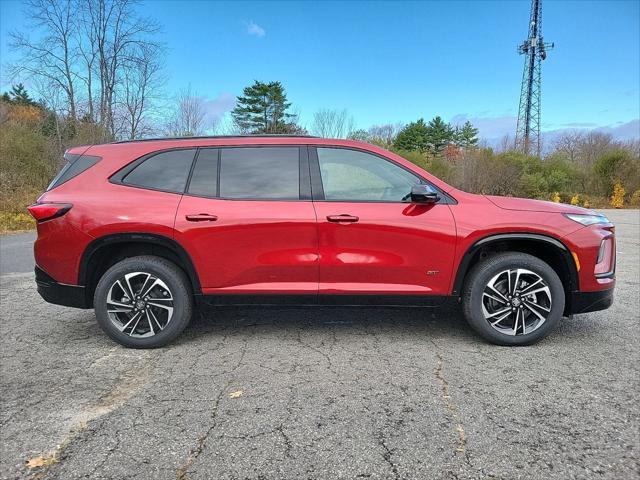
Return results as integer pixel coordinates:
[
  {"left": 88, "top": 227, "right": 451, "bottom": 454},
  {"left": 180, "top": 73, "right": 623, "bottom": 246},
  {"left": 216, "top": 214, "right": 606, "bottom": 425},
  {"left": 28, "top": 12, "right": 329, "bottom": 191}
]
[{"left": 111, "top": 134, "right": 318, "bottom": 144}]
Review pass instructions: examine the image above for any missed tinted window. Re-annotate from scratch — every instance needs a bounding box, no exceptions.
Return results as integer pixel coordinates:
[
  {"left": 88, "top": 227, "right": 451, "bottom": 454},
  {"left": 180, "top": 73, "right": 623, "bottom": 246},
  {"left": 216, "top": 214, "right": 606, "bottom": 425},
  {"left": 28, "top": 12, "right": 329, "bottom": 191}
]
[
  {"left": 317, "top": 148, "right": 426, "bottom": 201},
  {"left": 188, "top": 149, "right": 218, "bottom": 197},
  {"left": 47, "top": 154, "right": 101, "bottom": 190},
  {"left": 220, "top": 147, "right": 299, "bottom": 199},
  {"left": 123, "top": 149, "right": 196, "bottom": 193}
]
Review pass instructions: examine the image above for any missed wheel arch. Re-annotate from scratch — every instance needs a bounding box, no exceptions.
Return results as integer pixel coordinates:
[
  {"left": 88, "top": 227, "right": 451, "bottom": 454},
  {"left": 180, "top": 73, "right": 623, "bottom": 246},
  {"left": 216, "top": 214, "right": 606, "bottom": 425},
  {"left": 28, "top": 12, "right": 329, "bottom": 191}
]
[
  {"left": 452, "top": 233, "right": 579, "bottom": 313},
  {"left": 79, "top": 233, "right": 201, "bottom": 306}
]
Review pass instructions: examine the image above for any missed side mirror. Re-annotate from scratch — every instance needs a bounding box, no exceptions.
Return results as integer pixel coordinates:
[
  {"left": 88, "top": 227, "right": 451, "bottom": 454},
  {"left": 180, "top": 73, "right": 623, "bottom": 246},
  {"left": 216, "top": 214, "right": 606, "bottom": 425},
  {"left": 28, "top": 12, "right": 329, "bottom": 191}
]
[{"left": 410, "top": 185, "right": 440, "bottom": 204}]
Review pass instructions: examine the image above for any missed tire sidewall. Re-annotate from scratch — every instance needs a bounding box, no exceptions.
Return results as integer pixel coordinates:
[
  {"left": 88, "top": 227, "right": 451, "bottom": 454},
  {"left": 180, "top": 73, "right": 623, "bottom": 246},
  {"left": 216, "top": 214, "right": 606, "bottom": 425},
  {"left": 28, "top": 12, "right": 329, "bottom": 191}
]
[
  {"left": 94, "top": 256, "right": 192, "bottom": 348},
  {"left": 463, "top": 253, "right": 565, "bottom": 346}
]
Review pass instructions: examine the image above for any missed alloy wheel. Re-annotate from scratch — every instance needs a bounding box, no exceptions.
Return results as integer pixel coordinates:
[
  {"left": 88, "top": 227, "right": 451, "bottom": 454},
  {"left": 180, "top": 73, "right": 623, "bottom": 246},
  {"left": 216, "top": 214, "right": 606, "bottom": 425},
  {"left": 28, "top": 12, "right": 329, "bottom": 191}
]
[
  {"left": 481, "top": 268, "right": 552, "bottom": 336},
  {"left": 106, "top": 271, "right": 174, "bottom": 337}
]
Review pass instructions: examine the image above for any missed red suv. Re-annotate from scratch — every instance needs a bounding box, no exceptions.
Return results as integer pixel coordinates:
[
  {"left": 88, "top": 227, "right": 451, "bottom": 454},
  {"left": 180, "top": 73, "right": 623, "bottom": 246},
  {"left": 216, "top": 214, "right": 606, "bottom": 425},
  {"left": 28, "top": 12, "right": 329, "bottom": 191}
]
[{"left": 29, "top": 136, "right": 615, "bottom": 348}]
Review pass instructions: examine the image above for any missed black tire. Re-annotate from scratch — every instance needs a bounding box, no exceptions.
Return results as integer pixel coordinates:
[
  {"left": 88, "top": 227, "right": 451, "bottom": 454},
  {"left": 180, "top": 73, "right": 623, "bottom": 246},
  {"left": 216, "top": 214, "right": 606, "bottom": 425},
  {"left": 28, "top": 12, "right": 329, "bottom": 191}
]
[
  {"left": 462, "top": 252, "right": 565, "bottom": 346},
  {"left": 94, "top": 255, "right": 193, "bottom": 348}
]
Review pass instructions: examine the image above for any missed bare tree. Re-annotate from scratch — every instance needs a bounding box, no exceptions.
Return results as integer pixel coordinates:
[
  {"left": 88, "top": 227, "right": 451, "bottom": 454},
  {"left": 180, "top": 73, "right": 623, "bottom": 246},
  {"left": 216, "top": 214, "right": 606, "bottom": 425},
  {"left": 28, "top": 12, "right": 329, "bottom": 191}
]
[
  {"left": 9, "top": 0, "right": 79, "bottom": 121},
  {"left": 9, "top": 0, "right": 165, "bottom": 142},
  {"left": 367, "top": 123, "right": 403, "bottom": 146},
  {"left": 496, "top": 134, "right": 516, "bottom": 153},
  {"left": 82, "top": 0, "right": 162, "bottom": 139},
  {"left": 120, "top": 43, "right": 164, "bottom": 139},
  {"left": 577, "top": 131, "right": 615, "bottom": 167},
  {"left": 165, "top": 86, "right": 206, "bottom": 137},
  {"left": 311, "top": 108, "right": 354, "bottom": 138},
  {"left": 552, "top": 130, "right": 583, "bottom": 163}
]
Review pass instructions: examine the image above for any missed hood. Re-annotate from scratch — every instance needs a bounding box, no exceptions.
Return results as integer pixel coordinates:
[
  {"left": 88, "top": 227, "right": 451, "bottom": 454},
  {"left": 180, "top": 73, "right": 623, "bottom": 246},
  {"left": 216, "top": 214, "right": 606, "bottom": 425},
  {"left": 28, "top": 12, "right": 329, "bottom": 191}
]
[{"left": 484, "top": 195, "right": 597, "bottom": 214}]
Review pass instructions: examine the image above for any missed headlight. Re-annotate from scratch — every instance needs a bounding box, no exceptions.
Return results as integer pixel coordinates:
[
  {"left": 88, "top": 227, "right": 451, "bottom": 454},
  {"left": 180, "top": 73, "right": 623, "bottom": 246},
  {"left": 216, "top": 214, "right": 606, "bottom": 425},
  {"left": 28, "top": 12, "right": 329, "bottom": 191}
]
[{"left": 563, "top": 213, "right": 610, "bottom": 226}]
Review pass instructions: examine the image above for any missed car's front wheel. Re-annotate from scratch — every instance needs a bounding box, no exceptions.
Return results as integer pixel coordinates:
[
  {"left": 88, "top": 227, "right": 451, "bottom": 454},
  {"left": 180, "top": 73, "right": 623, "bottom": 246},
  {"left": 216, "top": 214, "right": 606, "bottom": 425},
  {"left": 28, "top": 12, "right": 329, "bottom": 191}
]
[
  {"left": 94, "top": 256, "right": 193, "bottom": 348},
  {"left": 462, "top": 252, "right": 565, "bottom": 346}
]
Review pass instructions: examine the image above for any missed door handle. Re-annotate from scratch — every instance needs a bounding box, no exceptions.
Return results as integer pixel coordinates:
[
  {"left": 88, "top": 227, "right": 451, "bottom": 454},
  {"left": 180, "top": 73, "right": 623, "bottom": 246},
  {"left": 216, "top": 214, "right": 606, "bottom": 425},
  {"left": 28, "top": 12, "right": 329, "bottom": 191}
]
[
  {"left": 185, "top": 213, "right": 218, "bottom": 222},
  {"left": 326, "top": 214, "right": 359, "bottom": 223}
]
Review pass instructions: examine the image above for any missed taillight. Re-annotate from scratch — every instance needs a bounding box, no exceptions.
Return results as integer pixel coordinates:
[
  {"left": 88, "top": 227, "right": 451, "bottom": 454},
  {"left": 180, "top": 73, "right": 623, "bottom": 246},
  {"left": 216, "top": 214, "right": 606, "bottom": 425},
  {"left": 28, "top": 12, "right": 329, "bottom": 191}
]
[{"left": 27, "top": 203, "right": 73, "bottom": 223}]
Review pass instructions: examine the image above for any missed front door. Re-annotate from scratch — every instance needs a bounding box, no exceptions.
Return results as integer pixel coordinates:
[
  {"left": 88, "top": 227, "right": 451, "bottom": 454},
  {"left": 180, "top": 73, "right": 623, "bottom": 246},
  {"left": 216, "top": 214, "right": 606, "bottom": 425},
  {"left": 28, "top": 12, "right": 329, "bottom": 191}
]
[
  {"left": 310, "top": 147, "right": 456, "bottom": 304},
  {"left": 173, "top": 146, "right": 318, "bottom": 298}
]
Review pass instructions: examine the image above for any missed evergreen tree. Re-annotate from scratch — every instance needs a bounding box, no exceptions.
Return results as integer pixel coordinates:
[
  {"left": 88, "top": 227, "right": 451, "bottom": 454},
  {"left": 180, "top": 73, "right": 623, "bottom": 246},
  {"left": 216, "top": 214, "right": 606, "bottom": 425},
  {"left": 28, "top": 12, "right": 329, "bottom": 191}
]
[
  {"left": 231, "top": 81, "right": 296, "bottom": 133},
  {"left": 394, "top": 118, "right": 430, "bottom": 152},
  {"left": 9, "top": 84, "right": 37, "bottom": 106},
  {"left": 425, "top": 116, "right": 456, "bottom": 153},
  {"left": 457, "top": 121, "right": 479, "bottom": 148}
]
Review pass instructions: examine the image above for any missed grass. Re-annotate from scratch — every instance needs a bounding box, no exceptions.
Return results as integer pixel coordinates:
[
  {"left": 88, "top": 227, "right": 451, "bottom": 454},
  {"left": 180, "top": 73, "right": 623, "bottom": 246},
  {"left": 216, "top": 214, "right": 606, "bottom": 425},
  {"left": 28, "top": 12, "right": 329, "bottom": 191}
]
[{"left": 1, "top": 189, "right": 39, "bottom": 234}]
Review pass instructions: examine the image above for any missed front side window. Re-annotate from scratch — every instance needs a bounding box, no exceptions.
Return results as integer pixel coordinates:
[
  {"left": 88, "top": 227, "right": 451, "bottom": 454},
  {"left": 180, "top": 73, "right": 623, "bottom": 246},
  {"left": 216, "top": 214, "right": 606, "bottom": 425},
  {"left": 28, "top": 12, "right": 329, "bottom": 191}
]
[
  {"left": 123, "top": 149, "right": 196, "bottom": 193},
  {"left": 219, "top": 147, "right": 299, "bottom": 200},
  {"left": 317, "top": 147, "right": 426, "bottom": 202}
]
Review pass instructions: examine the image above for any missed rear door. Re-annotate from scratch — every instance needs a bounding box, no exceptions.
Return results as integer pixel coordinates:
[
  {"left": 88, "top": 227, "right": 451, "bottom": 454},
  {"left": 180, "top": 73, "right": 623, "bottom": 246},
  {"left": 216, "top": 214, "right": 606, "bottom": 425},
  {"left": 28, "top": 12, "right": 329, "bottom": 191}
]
[
  {"left": 174, "top": 146, "right": 319, "bottom": 299},
  {"left": 310, "top": 146, "right": 457, "bottom": 304}
]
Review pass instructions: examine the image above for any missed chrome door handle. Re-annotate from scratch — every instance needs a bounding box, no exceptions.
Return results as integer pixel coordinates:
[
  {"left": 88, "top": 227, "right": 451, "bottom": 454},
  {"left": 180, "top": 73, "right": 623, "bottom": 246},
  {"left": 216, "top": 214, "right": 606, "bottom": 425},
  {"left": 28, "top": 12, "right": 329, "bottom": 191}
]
[
  {"left": 185, "top": 213, "right": 218, "bottom": 222},
  {"left": 326, "top": 214, "right": 359, "bottom": 223}
]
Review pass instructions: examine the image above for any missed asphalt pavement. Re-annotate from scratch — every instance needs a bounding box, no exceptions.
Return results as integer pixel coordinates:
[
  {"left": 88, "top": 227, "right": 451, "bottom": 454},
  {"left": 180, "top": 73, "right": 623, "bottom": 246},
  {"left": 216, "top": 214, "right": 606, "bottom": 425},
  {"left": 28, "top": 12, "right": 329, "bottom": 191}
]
[{"left": 1, "top": 209, "right": 638, "bottom": 480}]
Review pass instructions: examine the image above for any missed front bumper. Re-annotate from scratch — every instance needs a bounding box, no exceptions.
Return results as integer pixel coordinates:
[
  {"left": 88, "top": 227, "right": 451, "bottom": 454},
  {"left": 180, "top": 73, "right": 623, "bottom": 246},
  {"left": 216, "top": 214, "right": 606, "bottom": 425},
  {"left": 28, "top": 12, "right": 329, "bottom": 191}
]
[
  {"left": 35, "top": 266, "right": 90, "bottom": 309},
  {"left": 570, "top": 288, "right": 614, "bottom": 314}
]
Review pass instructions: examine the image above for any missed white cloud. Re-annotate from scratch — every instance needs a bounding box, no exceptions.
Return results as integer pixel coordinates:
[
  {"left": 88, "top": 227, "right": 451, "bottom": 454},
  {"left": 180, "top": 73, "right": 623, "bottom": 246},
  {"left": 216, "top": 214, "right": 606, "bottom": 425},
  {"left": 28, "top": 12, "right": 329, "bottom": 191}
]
[
  {"left": 450, "top": 114, "right": 517, "bottom": 140},
  {"left": 246, "top": 21, "right": 266, "bottom": 37},
  {"left": 200, "top": 92, "right": 236, "bottom": 126}
]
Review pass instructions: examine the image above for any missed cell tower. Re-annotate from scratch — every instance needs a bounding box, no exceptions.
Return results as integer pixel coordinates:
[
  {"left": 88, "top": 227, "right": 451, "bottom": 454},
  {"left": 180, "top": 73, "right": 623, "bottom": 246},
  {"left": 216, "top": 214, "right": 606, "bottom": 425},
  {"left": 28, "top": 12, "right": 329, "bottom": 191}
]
[{"left": 515, "top": 0, "right": 553, "bottom": 156}]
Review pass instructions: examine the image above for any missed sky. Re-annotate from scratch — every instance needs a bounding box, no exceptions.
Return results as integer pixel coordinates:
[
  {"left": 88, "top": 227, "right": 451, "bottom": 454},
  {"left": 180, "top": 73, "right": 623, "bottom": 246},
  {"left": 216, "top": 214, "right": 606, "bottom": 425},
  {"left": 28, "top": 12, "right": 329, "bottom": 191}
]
[{"left": 1, "top": 0, "right": 639, "bottom": 142}]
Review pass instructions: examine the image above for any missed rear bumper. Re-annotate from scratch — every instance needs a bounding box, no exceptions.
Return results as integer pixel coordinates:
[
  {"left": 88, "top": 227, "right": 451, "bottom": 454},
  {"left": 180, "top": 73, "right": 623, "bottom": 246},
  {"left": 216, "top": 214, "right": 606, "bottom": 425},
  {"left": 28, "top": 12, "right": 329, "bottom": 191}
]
[
  {"left": 570, "top": 288, "right": 614, "bottom": 314},
  {"left": 35, "top": 266, "right": 90, "bottom": 309}
]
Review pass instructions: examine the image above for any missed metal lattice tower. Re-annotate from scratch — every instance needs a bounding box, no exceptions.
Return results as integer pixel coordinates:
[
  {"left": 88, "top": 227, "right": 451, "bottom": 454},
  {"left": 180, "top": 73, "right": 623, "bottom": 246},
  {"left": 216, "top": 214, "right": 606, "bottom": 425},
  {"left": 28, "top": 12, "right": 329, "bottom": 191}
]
[{"left": 515, "top": 0, "right": 553, "bottom": 156}]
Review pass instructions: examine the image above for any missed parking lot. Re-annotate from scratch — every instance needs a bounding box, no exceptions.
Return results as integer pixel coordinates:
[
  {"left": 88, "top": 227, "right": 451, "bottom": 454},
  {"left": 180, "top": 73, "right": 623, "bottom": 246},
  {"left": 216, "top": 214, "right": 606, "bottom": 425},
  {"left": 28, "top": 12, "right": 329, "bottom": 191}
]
[{"left": 1, "top": 209, "right": 638, "bottom": 480}]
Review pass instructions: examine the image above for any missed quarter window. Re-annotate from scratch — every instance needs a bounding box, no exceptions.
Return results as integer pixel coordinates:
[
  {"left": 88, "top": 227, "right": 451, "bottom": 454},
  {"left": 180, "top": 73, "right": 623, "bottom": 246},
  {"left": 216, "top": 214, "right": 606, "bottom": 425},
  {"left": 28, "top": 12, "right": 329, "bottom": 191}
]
[
  {"left": 123, "top": 149, "right": 196, "bottom": 193},
  {"left": 316, "top": 148, "right": 425, "bottom": 202},
  {"left": 219, "top": 147, "right": 299, "bottom": 200},
  {"left": 47, "top": 154, "right": 101, "bottom": 190}
]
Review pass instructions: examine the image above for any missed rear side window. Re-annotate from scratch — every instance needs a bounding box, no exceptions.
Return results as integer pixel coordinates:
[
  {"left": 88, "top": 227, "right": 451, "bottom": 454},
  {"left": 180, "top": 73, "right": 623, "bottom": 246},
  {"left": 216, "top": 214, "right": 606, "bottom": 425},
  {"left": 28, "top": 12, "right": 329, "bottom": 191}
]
[
  {"left": 123, "top": 149, "right": 196, "bottom": 193},
  {"left": 47, "top": 154, "right": 101, "bottom": 190},
  {"left": 219, "top": 147, "right": 299, "bottom": 199},
  {"left": 187, "top": 149, "right": 218, "bottom": 197}
]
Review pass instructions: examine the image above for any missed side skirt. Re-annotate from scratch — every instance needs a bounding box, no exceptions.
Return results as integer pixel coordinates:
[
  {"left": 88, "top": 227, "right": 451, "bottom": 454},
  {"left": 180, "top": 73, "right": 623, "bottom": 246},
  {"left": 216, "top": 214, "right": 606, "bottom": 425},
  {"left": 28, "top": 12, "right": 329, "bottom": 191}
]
[{"left": 199, "top": 294, "right": 451, "bottom": 307}]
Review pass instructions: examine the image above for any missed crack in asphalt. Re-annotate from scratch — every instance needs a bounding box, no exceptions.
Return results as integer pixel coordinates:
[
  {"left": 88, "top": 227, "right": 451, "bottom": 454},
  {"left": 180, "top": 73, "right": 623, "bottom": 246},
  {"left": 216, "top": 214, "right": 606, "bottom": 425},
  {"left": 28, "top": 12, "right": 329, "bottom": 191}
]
[
  {"left": 276, "top": 424, "right": 293, "bottom": 458},
  {"left": 175, "top": 338, "right": 248, "bottom": 480},
  {"left": 296, "top": 327, "right": 336, "bottom": 374},
  {"left": 379, "top": 435, "right": 401, "bottom": 480},
  {"left": 25, "top": 361, "right": 151, "bottom": 479},
  {"left": 431, "top": 341, "right": 468, "bottom": 457}
]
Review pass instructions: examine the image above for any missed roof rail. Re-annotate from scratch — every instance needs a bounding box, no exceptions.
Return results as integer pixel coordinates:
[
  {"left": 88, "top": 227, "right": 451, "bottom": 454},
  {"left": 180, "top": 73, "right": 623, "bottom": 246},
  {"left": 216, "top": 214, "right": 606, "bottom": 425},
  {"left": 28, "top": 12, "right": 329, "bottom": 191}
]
[{"left": 111, "top": 134, "right": 318, "bottom": 144}]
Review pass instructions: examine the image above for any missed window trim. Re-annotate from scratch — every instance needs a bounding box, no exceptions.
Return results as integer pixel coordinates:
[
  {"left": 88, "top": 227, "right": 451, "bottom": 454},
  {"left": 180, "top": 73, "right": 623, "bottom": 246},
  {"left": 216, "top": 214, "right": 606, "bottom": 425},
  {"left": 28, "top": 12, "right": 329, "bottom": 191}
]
[
  {"left": 109, "top": 147, "right": 198, "bottom": 195},
  {"left": 309, "top": 146, "right": 456, "bottom": 204},
  {"left": 183, "top": 145, "right": 311, "bottom": 202}
]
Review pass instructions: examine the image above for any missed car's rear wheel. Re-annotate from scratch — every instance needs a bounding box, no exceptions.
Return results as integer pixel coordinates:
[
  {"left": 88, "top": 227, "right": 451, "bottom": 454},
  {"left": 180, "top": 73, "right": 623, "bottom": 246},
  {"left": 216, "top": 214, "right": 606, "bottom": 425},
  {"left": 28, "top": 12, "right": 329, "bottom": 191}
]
[
  {"left": 94, "top": 256, "right": 193, "bottom": 348},
  {"left": 462, "top": 252, "right": 565, "bottom": 346}
]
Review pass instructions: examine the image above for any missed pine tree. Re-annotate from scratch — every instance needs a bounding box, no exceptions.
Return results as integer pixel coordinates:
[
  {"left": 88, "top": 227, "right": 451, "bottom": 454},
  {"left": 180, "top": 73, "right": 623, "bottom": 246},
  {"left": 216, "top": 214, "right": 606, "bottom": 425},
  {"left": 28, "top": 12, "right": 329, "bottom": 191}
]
[
  {"left": 425, "top": 116, "right": 456, "bottom": 153},
  {"left": 394, "top": 119, "right": 430, "bottom": 152},
  {"left": 231, "top": 81, "right": 295, "bottom": 133},
  {"left": 457, "top": 121, "right": 479, "bottom": 148},
  {"left": 9, "top": 84, "right": 36, "bottom": 106}
]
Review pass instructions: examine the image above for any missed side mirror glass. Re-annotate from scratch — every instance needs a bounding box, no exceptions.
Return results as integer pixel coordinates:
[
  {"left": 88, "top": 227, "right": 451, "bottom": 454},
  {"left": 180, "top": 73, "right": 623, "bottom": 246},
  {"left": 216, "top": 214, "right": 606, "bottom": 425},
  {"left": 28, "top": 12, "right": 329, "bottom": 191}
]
[{"left": 410, "top": 185, "right": 440, "bottom": 204}]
